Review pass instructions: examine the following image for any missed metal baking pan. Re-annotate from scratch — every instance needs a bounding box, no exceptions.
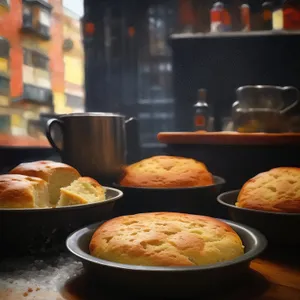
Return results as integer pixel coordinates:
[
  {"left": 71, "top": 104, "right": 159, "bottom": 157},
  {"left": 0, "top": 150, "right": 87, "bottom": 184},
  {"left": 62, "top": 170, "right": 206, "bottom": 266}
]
[
  {"left": 217, "top": 190, "right": 300, "bottom": 245},
  {"left": 66, "top": 219, "right": 267, "bottom": 298},
  {"left": 113, "top": 176, "right": 226, "bottom": 218},
  {"left": 0, "top": 187, "right": 123, "bottom": 257}
]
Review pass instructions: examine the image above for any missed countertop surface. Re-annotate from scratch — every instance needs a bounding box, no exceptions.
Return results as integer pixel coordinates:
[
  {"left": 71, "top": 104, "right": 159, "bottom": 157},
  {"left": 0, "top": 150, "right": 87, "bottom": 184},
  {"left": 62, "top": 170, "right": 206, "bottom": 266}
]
[
  {"left": 0, "top": 248, "right": 300, "bottom": 299},
  {"left": 0, "top": 134, "right": 51, "bottom": 148},
  {"left": 157, "top": 132, "right": 300, "bottom": 145}
]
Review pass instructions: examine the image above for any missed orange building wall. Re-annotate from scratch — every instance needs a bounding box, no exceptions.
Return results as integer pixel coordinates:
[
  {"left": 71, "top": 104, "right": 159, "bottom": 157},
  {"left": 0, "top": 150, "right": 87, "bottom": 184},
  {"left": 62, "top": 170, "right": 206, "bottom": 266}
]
[
  {"left": 0, "top": 0, "right": 23, "bottom": 98},
  {"left": 0, "top": 0, "right": 65, "bottom": 100},
  {"left": 49, "top": 0, "right": 65, "bottom": 94}
]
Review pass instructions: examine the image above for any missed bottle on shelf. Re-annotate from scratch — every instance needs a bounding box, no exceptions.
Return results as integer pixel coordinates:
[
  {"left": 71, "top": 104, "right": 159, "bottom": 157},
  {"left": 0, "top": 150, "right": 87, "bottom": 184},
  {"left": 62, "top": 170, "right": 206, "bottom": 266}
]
[
  {"left": 283, "top": 0, "right": 300, "bottom": 30},
  {"left": 210, "top": 2, "right": 226, "bottom": 33},
  {"left": 193, "top": 89, "right": 209, "bottom": 132},
  {"left": 195, "top": 1, "right": 211, "bottom": 33},
  {"left": 178, "top": 0, "right": 196, "bottom": 34},
  {"left": 240, "top": 3, "right": 251, "bottom": 31},
  {"left": 262, "top": 2, "right": 273, "bottom": 30},
  {"left": 223, "top": 3, "right": 232, "bottom": 32},
  {"left": 273, "top": 1, "right": 284, "bottom": 30}
]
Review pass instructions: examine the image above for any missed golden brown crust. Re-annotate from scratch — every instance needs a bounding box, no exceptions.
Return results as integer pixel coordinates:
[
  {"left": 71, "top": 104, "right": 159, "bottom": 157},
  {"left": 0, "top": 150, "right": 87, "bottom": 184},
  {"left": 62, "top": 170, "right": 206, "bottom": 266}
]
[
  {"left": 10, "top": 160, "right": 80, "bottom": 181},
  {"left": 89, "top": 212, "right": 244, "bottom": 267},
  {"left": 119, "top": 156, "right": 213, "bottom": 188},
  {"left": 0, "top": 174, "right": 48, "bottom": 208},
  {"left": 237, "top": 167, "right": 300, "bottom": 213},
  {"left": 10, "top": 161, "right": 80, "bottom": 205}
]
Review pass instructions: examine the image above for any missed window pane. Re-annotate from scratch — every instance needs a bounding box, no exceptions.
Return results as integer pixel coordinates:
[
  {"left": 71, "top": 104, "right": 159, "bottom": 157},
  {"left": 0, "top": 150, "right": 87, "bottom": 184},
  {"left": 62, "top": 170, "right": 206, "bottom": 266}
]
[
  {"left": 23, "top": 4, "right": 31, "bottom": 15},
  {"left": 0, "top": 76, "right": 9, "bottom": 96},
  {"left": 23, "top": 48, "right": 31, "bottom": 65},
  {"left": 0, "top": 39, "right": 9, "bottom": 58},
  {"left": 31, "top": 52, "right": 48, "bottom": 70},
  {"left": 0, "top": 0, "right": 9, "bottom": 7},
  {"left": 66, "top": 94, "right": 83, "bottom": 108},
  {"left": 31, "top": 53, "right": 39, "bottom": 68},
  {"left": 42, "top": 57, "right": 49, "bottom": 70},
  {"left": 40, "top": 10, "right": 50, "bottom": 27}
]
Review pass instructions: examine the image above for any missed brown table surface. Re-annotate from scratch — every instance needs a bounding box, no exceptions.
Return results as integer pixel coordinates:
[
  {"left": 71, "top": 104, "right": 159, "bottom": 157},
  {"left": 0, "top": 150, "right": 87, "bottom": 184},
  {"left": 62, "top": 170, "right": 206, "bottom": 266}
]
[
  {"left": 157, "top": 131, "right": 300, "bottom": 145},
  {"left": 0, "top": 134, "right": 51, "bottom": 148},
  {"left": 0, "top": 249, "right": 299, "bottom": 300}
]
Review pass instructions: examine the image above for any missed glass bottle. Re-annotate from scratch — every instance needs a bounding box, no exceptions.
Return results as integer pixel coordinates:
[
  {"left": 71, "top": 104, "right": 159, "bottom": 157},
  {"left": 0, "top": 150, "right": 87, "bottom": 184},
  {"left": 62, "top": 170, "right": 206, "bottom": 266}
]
[
  {"left": 223, "top": 4, "right": 232, "bottom": 31},
  {"left": 273, "top": 1, "right": 284, "bottom": 30},
  {"left": 240, "top": 3, "right": 251, "bottom": 31},
  {"left": 193, "top": 89, "right": 209, "bottom": 131},
  {"left": 178, "top": 0, "right": 196, "bottom": 33},
  {"left": 210, "top": 2, "right": 225, "bottom": 32},
  {"left": 283, "top": 0, "right": 300, "bottom": 30},
  {"left": 262, "top": 2, "right": 273, "bottom": 30}
]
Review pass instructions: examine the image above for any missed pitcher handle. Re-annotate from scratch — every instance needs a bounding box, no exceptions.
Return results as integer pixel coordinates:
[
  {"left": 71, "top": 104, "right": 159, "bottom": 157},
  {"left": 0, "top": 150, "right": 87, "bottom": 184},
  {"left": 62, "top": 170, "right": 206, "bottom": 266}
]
[
  {"left": 46, "top": 118, "right": 63, "bottom": 153},
  {"left": 280, "top": 86, "right": 299, "bottom": 114},
  {"left": 125, "top": 117, "right": 134, "bottom": 124}
]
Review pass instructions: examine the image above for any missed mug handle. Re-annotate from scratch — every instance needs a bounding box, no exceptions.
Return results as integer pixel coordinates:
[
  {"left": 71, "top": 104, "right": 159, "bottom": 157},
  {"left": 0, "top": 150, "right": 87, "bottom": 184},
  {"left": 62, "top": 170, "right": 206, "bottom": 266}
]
[
  {"left": 280, "top": 86, "right": 299, "bottom": 114},
  {"left": 46, "top": 118, "right": 63, "bottom": 153}
]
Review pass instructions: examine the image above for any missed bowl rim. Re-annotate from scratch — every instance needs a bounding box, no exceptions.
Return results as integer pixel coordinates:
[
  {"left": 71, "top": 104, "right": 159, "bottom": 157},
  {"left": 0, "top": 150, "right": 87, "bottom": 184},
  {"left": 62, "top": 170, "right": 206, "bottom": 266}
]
[
  {"left": 217, "top": 190, "right": 300, "bottom": 216},
  {"left": 66, "top": 219, "right": 267, "bottom": 272},
  {"left": 113, "top": 175, "right": 226, "bottom": 191},
  {"left": 0, "top": 186, "right": 123, "bottom": 212}
]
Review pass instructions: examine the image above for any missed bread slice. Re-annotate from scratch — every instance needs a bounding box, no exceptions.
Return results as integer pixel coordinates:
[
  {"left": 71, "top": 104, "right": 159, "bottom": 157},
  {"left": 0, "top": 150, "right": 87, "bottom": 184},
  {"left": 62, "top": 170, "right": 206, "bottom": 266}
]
[
  {"left": 57, "top": 177, "right": 106, "bottom": 207},
  {"left": 0, "top": 174, "right": 50, "bottom": 208},
  {"left": 10, "top": 161, "right": 80, "bottom": 206}
]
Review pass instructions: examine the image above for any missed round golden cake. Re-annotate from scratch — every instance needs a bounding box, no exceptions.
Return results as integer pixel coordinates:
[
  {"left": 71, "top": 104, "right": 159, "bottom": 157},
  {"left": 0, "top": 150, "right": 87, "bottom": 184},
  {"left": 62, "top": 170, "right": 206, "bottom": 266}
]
[
  {"left": 89, "top": 212, "right": 244, "bottom": 267},
  {"left": 119, "top": 156, "right": 214, "bottom": 188},
  {"left": 237, "top": 167, "right": 300, "bottom": 213}
]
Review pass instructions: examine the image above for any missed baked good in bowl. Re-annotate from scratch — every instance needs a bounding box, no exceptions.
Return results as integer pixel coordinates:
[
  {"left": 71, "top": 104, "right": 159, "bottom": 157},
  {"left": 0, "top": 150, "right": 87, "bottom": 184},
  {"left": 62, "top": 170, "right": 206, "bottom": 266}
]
[
  {"left": 237, "top": 167, "right": 300, "bottom": 213},
  {"left": 119, "top": 156, "right": 213, "bottom": 188},
  {"left": 57, "top": 177, "right": 106, "bottom": 207},
  {"left": 0, "top": 174, "right": 50, "bottom": 208},
  {"left": 10, "top": 160, "right": 80, "bottom": 205},
  {"left": 89, "top": 212, "right": 244, "bottom": 267}
]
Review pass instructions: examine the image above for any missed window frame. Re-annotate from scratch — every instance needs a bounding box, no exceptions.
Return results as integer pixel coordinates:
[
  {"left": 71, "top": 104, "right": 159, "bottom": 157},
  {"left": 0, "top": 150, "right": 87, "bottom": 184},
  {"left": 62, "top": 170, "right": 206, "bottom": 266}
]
[
  {"left": 0, "top": 75, "right": 10, "bottom": 96},
  {"left": 0, "top": 0, "right": 9, "bottom": 8},
  {"left": 22, "top": 3, "right": 33, "bottom": 27},
  {"left": 22, "top": 1, "right": 52, "bottom": 40},
  {"left": 23, "top": 48, "right": 49, "bottom": 71},
  {"left": 0, "top": 38, "right": 9, "bottom": 59},
  {"left": 39, "top": 8, "right": 51, "bottom": 27},
  {"left": 23, "top": 83, "right": 53, "bottom": 106},
  {"left": 23, "top": 48, "right": 32, "bottom": 66}
]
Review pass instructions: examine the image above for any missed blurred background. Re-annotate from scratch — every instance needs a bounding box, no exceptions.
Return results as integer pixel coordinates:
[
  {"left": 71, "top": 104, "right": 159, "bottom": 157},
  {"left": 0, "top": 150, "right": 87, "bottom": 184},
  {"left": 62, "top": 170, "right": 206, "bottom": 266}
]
[
  {"left": 1, "top": 0, "right": 300, "bottom": 159},
  {"left": 0, "top": 0, "right": 85, "bottom": 139}
]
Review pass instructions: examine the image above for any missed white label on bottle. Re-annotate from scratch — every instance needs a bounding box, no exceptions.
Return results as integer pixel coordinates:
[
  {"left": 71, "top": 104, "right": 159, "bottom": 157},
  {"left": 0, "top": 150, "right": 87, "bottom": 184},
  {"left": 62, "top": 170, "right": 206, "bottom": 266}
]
[{"left": 211, "top": 22, "right": 225, "bottom": 33}]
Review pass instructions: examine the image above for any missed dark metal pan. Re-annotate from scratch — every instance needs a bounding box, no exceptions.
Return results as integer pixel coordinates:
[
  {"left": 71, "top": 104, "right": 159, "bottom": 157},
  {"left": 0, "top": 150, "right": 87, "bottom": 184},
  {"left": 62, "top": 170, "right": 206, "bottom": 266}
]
[
  {"left": 0, "top": 187, "right": 123, "bottom": 258},
  {"left": 66, "top": 219, "right": 267, "bottom": 298},
  {"left": 217, "top": 190, "right": 300, "bottom": 245},
  {"left": 113, "top": 176, "right": 226, "bottom": 218}
]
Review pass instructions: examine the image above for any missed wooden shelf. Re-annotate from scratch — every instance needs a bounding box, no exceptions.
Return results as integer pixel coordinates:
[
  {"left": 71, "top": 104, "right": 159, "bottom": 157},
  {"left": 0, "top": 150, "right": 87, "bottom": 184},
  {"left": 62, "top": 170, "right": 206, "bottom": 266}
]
[{"left": 157, "top": 131, "right": 300, "bottom": 146}]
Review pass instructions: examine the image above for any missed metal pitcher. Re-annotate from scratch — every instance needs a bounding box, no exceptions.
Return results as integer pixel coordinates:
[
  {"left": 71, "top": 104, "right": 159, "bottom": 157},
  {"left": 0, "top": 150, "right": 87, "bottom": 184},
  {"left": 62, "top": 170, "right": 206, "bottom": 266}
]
[
  {"left": 46, "top": 113, "right": 138, "bottom": 182},
  {"left": 232, "top": 85, "right": 299, "bottom": 133}
]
